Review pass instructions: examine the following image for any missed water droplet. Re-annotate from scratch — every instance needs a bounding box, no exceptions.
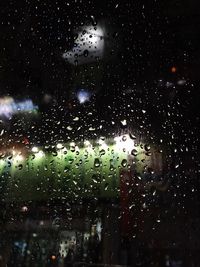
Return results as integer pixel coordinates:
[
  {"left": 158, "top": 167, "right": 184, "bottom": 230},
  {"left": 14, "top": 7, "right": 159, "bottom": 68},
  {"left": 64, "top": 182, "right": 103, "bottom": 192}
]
[
  {"left": 64, "top": 166, "right": 69, "bottom": 173},
  {"left": 121, "top": 159, "right": 127, "bottom": 167},
  {"left": 129, "top": 204, "right": 135, "bottom": 210},
  {"left": 73, "top": 180, "right": 77, "bottom": 185},
  {"left": 129, "top": 133, "right": 136, "bottom": 140},
  {"left": 73, "top": 117, "right": 79, "bottom": 121},
  {"left": 83, "top": 50, "right": 89, "bottom": 57},
  {"left": 18, "top": 164, "right": 23, "bottom": 170},
  {"left": 68, "top": 158, "right": 74, "bottom": 164},
  {"left": 104, "top": 183, "right": 109, "bottom": 191},
  {"left": 89, "top": 127, "right": 95, "bottom": 131},
  {"left": 67, "top": 126, "right": 73, "bottom": 131},
  {"left": 99, "top": 149, "right": 105, "bottom": 156},
  {"left": 92, "top": 177, "right": 98, "bottom": 184},
  {"left": 70, "top": 146, "right": 75, "bottom": 152},
  {"left": 131, "top": 149, "right": 138, "bottom": 156},
  {"left": 94, "top": 158, "right": 100, "bottom": 167},
  {"left": 122, "top": 135, "right": 127, "bottom": 142},
  {"left": 121, "top": 119, "right": 127, "bottom": 126}
]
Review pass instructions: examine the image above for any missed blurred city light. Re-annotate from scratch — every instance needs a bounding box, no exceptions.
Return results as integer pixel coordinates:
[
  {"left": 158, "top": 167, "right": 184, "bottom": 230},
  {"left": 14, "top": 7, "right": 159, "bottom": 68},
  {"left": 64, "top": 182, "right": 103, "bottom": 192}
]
[
  {"left": 14, "top": 154, "right": 24, "bottom": 161},
  {"left": 77, "top": 89, "right": 91, "bottom": 104},
  {"left": 21, "top": 206, "right": 28, "bottom": 212},
  {"left": 84, "top": 140, "right": 91, "bottom": 147},
  {"left": 36, "top": 150, "right": 44, "bottom": 158},
  {"left": 32, "top": 146, "right": 39, "bottom": 153},
  {"left": 98, "top": 139, "right": 108, "bottom": 149},
  {"left": 114, "top": 134, "right": 135, "bottom": 154},
  {"left": 51, "top": 255, "right": 56, "bottom": 261},
  {"left": 63, "top": 25, "right": 105, "bottom": 65},
  {"left": 0, "top": 97, "right": 38, "bottom": 118}
]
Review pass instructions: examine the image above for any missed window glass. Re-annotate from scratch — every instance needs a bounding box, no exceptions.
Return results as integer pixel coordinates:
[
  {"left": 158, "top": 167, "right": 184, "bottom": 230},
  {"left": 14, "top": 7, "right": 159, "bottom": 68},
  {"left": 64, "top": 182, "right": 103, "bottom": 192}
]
[{"left": 0, "top": 1, "right": 199, "bottom": 266}]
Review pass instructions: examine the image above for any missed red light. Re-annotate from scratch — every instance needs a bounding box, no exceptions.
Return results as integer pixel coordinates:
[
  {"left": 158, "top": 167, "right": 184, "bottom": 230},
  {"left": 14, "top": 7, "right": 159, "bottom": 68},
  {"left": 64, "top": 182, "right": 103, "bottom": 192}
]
[
  {"left": 51, "top": 255, "right": 56, "bottom": 261},
  {"left": 23, "top": 137, "right": 29, "bottom": 145},
  {"left": 171, "top": 66, "right": 177, "bottom": 73}
]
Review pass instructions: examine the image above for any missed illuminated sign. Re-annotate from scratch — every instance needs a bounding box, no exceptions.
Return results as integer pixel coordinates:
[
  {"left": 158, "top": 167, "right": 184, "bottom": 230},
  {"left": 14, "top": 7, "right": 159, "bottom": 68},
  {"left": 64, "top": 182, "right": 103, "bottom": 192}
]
[
  {"left": 0, "top": 137, "right": 158, "bottom": 201},
  {"left": 0, "top": 97, "right": 38, "bottom": 118}
]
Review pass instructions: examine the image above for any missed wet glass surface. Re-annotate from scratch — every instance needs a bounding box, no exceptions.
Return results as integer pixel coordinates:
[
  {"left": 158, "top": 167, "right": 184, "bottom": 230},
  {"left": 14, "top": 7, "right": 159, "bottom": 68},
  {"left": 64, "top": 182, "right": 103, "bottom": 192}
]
[{"left": 0, "top": 0, "right": 200, "bottom": 266}]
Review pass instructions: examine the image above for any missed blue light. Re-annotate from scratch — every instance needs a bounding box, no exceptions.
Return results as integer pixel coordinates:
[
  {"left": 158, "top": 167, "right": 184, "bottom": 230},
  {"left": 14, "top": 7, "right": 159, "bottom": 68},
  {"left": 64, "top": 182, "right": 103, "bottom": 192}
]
[
  {"left": 0, "top": 97, "right": 38, "bottom": 118},
  {"left": 77, "top": 89, "right": 91, "bottom": 104}
]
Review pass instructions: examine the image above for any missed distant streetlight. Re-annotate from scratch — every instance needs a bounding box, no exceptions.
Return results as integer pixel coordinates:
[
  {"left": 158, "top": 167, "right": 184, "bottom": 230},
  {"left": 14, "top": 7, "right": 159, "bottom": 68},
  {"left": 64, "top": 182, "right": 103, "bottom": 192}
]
[
  {"left": 32, "top": 146, "right": 39, "bottom": 153},
  {"left": 114, "top": 134, "right": 135, "bottom": 154}
]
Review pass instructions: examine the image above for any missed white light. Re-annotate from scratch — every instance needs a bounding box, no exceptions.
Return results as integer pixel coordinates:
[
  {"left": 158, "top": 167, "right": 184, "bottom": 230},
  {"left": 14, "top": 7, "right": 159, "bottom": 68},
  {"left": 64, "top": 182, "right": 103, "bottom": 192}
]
[
  {"left": 98, "top": 139, "right": 105, "bottom": 145},
  {"left": 0, "top": 97, "right": 38, "bottom": 118},
  {"left": 21, "top": 206, "right": 28, "bottom": 212},
  {"left": 84, "top": 140, "right": 94, "bottom": 152},
  {"left": 98, "top": 139, "right": 108, "bottom": 149},
  {"left": 177, "top": 79, "right": 186, "bottom": 86},
  {"left": 84, "top": 140, "right": 91, "bottom": 146},
  {"left": 70, "top": 142, "right": 76, "bottom": 147},
  {"left": 77, "top": 90, "right": 90, "bottom": 104},
  {"left": 32, "top": 147, "right": 39, "bottom": 153},
  {"left": 56, "top": 143, "right": 63, "bottom": 149},
  {"left": 114, "top": 134, "right": 135, "bottom": 154},
  {"left": 62, "top": 25, "right": 105, "bottom": 65},
  {"left": 14, "top": 154, "right": 24, "bottom": 161},
  {"left": 121, "top": 119, "right": 127, "bottom": 126},
  {"left": 36, "top": 150, "right": 44, "bottom": 158},
  {"left": 84, "top": 140, "right": 93, "bottom": 151},
  {"left": 75, "top": 145, "right": 79, "bottom": 151}
]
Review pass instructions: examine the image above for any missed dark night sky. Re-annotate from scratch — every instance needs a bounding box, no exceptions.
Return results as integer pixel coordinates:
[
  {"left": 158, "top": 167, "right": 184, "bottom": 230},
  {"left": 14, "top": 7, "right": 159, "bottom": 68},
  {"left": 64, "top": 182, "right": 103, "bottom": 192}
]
[
  {"left": 0, "top": 0, "right": 200, "bottom": 94},
  {"left": 0, "top": 2, "right": 200, "bottom": 258},
  {"left": 0, "top": 0, "right": 199, "bottom": 156}
]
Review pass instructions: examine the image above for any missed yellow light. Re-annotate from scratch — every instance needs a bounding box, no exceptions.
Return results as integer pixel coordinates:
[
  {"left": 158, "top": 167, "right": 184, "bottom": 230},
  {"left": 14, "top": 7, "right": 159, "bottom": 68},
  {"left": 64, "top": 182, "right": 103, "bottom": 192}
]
[{"left": 51, "top": 255, "right": 56, "bottom": 261}]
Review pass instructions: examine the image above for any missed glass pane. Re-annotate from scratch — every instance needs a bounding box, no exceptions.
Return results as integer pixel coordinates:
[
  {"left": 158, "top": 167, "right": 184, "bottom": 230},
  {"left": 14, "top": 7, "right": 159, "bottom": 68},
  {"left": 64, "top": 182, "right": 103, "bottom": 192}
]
[{"left": 0, "top": 1, "right": 199, "bottom": 266}]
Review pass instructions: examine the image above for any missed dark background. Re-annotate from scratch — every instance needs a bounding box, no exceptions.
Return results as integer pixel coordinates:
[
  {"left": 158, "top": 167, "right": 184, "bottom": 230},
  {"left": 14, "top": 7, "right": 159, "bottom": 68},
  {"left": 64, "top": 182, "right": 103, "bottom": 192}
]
[{"left": 0, "top": 0, "right": 199, "bottom": 151}]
